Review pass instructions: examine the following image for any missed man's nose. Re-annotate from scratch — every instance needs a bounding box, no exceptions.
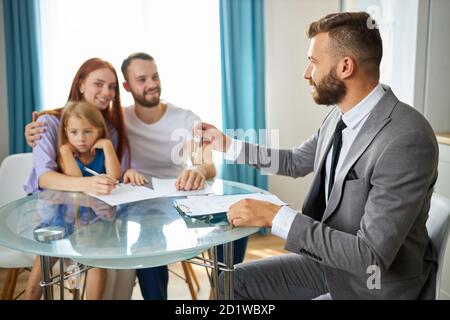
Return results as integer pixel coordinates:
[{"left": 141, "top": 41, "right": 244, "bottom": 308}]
[
  {"left": 146, "top": 79, "right": 158, "bottom": 89},
  {"left": 303, "top": 62, "right": 312, "bottom": 80}
]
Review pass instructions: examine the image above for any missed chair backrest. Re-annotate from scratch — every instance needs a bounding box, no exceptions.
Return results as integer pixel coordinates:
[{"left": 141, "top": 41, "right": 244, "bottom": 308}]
[
  {"left": 426, "top": 193, "right": 450, "bottom": 300},
  {"left": 0, "top": 153, "right": 36, "bottom": 268},
  {"left": 0, "top": 153, "right": 33, "bottom": 207}
]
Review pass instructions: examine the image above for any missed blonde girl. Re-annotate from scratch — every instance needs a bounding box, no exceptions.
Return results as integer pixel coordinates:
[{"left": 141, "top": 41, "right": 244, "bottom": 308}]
[
  {"left": 25, "top": 101, "right": 120, "bottom": 300},
  {"left": 58, "top": 101, "right": 121, "bottom": 181}
]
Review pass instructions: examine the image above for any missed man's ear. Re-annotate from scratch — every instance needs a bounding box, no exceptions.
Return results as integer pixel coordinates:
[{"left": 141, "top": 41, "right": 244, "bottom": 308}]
[
  {"left": 122, "top": 82, "right": 131, "bottom": 92},
  {"left": 337, "top": 56, "right": 355, "bottom": 80}
]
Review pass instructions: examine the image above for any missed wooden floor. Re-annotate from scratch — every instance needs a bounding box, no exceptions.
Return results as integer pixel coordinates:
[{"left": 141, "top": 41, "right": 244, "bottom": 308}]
[{"left": 0, "top": 233, "right": 287, "bottom": 300}]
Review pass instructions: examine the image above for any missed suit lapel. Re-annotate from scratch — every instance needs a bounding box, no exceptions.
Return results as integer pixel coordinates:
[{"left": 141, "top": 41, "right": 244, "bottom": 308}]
[{"left": 321, "top": 88, "right": 399, "bottom": 222}]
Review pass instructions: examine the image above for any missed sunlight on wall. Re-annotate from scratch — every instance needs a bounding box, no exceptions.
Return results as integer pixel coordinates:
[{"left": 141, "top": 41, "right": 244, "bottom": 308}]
[{"left": 40, "top": 0, "right": 222, "bottom": 128}]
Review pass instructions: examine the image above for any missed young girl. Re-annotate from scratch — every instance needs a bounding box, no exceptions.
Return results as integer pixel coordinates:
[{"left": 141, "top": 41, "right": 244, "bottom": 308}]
[
  {"left": 58, "top": 101, "right": 121, "bottom": 182},
  {"left": 25, "top": 101, "right": 123, "bottom": 300}
]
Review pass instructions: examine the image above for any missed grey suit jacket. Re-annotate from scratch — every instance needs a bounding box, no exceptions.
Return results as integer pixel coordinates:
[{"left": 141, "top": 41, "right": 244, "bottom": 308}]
[{"left": 236, "top": 88, "right": 439, "bottom": 299}]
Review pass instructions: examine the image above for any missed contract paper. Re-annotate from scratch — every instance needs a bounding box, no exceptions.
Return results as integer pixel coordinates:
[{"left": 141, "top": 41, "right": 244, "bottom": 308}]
[
  {"left": 174, "top": 193, "right": 288, "bottom": 217},
  {"left": 86, "top": 184, "right": 160, "bottom": 206},
  {"left": 152, "top": 178, "right": 214, "bottom": 197}
]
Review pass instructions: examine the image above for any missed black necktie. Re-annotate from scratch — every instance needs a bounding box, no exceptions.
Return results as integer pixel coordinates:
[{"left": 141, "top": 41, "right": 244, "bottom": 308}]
[{"left": 328, "top": 118, "right": 347, "bottom": 199}]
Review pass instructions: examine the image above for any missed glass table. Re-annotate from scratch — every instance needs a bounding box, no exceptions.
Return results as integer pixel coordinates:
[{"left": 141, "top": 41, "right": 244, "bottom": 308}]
[{"left": 0, "top": 179, "right": 263, "bottom": 300}]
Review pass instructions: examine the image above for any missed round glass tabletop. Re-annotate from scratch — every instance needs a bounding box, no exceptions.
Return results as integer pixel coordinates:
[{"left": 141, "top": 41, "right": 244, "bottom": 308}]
[{"left": 0, "top": 179, "right": 263, "bottom": 268}]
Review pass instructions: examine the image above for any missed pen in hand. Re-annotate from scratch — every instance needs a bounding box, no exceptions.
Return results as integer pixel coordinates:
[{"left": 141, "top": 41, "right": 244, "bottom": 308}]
[{"left": 83, "top": 167, "right": 120, "bottom": 185}]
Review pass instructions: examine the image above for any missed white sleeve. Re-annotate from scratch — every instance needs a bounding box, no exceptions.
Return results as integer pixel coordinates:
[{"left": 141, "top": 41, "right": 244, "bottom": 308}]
[{"left": 271, "top": 206, "right": 298, "bottom": 240}]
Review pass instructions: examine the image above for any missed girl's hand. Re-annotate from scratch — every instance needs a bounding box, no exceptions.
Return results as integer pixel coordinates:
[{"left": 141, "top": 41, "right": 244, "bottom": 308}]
[
  {"left": 84, "top": 175, "right": 117, "bottom": 195},
  {"left": 90, "top": 139, "right": 112, "bottom": 154},
  {"left": 123, "top": 169, "right": 149, "bottom": 186}
]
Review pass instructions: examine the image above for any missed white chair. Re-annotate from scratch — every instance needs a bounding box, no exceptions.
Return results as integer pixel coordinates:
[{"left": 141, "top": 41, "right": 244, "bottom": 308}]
[
  {"left": 426, "top": 193, "right": 450, "bottom": 300},
  {"left": 0, "top": 153, "right": 36, "bottom": 299}
]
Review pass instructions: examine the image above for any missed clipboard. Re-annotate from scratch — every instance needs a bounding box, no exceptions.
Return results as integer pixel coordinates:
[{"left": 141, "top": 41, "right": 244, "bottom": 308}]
[
  {"left": 173, "top": 201, "right": 192, "bottom": 216},
  {"left": 174, "top": 200, "right": 230, "bottom": 227}
]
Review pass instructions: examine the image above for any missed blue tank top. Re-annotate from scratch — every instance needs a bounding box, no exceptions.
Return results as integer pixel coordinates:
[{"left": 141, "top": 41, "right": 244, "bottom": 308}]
[{"left": 75, "top": 149, "right": 106, "bottom": 176}]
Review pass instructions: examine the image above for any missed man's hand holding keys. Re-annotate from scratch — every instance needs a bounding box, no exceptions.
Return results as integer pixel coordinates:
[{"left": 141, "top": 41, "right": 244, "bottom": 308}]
[{"left": 192, "top": 122, "right": 232, "bottom": 153}]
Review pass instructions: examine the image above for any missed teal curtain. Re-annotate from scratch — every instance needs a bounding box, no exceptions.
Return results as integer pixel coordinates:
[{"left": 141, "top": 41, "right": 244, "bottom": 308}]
[
  {"left": 3, "top": 0, "right": 43, "bottom": 154},
  {"left": 219, "top": 0, "right": 267, "bottom": 190}
]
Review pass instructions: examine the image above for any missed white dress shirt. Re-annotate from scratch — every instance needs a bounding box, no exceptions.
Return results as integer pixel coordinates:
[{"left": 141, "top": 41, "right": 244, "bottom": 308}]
[{"left": 226, "top": 83, "right": 387, "bottom": 239}]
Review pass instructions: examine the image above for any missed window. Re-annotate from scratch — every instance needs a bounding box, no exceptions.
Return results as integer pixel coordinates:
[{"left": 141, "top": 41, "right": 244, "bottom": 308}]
[{"left": 39, "top": 0, "right": 222, "bottom": 127}]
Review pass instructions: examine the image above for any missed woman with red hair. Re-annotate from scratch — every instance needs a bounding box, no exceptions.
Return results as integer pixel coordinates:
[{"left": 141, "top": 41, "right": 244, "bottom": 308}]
[{"left": 24, "top": 57, "right": 146, "bottom": 194}]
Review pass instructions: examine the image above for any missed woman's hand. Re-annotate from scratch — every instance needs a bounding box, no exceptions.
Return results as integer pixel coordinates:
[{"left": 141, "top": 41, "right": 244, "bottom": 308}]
[
  {"left": 123, "top": 169, "right": 148, "bottom": 186},
  {"left": 25, "top": 111, "right": 46, "bottom": 147}
]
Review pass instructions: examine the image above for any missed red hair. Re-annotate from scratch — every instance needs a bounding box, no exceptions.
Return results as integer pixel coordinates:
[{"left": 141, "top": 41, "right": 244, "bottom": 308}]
[{"left": 39, "top": 58, "right": 129, "bottom": 163}]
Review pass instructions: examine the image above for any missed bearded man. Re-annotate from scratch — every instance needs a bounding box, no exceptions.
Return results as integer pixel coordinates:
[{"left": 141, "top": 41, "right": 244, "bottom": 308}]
[{"left": 197, "top": 12, "right": 439, "bottom": 300}]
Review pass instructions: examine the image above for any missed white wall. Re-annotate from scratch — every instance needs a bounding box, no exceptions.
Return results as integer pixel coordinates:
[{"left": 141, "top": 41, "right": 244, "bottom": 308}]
[
  {"left": 0, "top": 0, "right": 9, "bottom": 162},
  {"left": 423, "top": 0, "right": 450, "bottom": 132},
  {"left": 265, "top": 0, "right": 339, "bottom": 210},
  {"left": 426, "top": 0, "right": 450, "bottom": 199}
]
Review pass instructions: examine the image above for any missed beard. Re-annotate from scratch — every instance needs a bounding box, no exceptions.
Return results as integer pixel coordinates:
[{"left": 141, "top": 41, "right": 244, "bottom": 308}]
[
  {"left": 131, "top": 87, "right": 161, "bottom": 108},
  {"left": 310, "top": 67, "right": 346, "bottom": 106}
]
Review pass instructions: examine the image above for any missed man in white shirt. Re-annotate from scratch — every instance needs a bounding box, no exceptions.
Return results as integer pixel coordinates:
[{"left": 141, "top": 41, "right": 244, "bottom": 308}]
[
  {"left": 119, "top": 52, "right": 217, "bottom": 300},
  {"left": 196, "top": 12, "right": 438, "bottom": 299},
  {"left": 121, "top": 52, "right": 215, "bottom": 188}
]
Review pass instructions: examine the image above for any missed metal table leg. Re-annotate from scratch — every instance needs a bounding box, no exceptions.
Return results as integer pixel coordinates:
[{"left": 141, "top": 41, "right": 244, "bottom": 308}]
[
  {"left": 211, "top": 246, "right": 219, "bottom": 300},
  {"left": 186, "top": 242, "right": 236, "bottom": 300},
  {"left": 59, "top": 258, "right": 65, "bottom": 300},
  {"left": 40, "top": 255, "right": 53, "bottom": 300},
  {"left": 223, "top": 241, "right": 234, "bottom": 300}
]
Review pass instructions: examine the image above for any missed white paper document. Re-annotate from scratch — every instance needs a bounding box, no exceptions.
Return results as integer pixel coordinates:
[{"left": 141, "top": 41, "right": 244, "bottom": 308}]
[
  {"left": 86, "top": 184, "right": 160, "bottom": 206},
  {"left": 152, "top": 178, "right": 214, "bottom": 197},
  {"left": 174, "top": 193, "right": 288, "bottom": 217}
]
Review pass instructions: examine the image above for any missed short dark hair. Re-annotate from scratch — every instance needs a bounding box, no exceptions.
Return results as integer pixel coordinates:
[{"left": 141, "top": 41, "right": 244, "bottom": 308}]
[
  {"left": 307, "top": 12, "right": 383, "bottom": 78},
  {"left": 121, "top": 52, "right": 155, "bottom": 81}
]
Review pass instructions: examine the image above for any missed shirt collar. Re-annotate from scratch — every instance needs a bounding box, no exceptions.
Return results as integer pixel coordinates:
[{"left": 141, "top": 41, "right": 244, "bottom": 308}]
[{"left": 340, "top": 83, "right": 385, "bottom": 130}]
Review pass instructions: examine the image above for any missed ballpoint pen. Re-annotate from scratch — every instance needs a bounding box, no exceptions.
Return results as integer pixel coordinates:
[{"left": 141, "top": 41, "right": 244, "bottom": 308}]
[
  {"left": 83, "top": 167, "right": 120, "bottom": 184},
  {"left": 83, "top": 167, "right": 101, "bottom": 176}
]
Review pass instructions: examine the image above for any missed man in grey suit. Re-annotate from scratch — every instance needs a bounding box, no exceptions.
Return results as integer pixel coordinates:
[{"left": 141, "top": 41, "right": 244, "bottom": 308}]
[{"left": 196, "top": 12, "right": 439, "bottom": 299}]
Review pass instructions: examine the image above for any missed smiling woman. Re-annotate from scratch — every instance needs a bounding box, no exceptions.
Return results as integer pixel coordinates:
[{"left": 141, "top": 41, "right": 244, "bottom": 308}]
[{"left": 39, "top": 0, "right": 222, "bottom": 128}]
